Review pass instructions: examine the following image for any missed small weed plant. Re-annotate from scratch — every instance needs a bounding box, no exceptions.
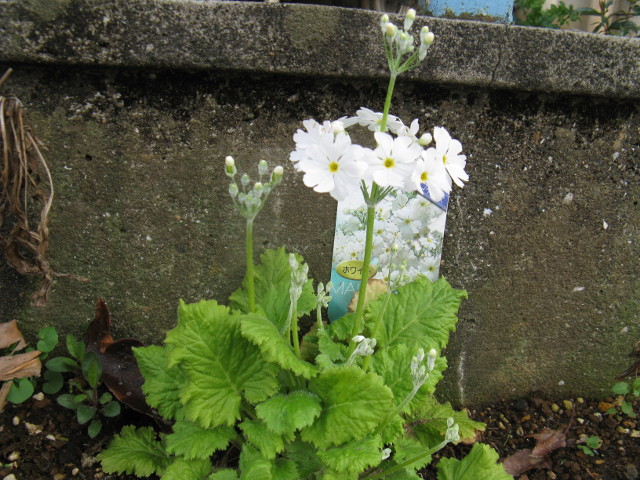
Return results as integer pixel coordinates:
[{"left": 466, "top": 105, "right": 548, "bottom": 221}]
[
  {"left": 98, "top": 10, "right": 512, "bottom": 480},
  {"left": 46, "top": 334, "right": 121, "bottom": 438},
  {"left": 607, "top": 377, "right": 640, "bottom": 418}
]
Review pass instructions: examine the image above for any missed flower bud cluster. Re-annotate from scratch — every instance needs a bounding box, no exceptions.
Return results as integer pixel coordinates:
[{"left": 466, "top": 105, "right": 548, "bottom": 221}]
[
  {"left": 380, "top": 10, "right": 435, "bottom": 75},
  {"left": 316, "top": 281, "right": 333, "bottom": 310},
  {"left": 224, "top": 156, "right": 283, "bottom": 220},
  {"left": 410, "top": 347, "right": 437, "bottom": 388},
  {"left": 289, "top": 253, "right": 309, "bottom": 304},
  {"left": 445, "top": 417, "right": 460, "bottom": 443},
  {"left": 346, "top": 335, "right": 377, "bottom": 365}
]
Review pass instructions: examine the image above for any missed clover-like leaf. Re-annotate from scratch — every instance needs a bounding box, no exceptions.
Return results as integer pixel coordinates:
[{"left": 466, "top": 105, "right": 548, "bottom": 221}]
[
  {"left": 364, "top": 276, "right": 466, "bottom": 351},
  {"left": 301, "top": 366, "right": 393, "bottom": 449},
  {"left": 166, "top": 300, "right": 279, "bottom": 428},
  {"left": 241, "top": 313, "right": 318, "bottom": 379}
]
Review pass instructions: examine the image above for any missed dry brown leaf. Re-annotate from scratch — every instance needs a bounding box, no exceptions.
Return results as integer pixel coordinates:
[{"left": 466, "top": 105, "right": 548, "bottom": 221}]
[
  {"left": 502, "top": 428, "right": 566, "bottom": 476},
  {"left": 0, "top": 320, "right": 27, "bottom": 350},
  {"left": 0, "top": 380, "right": 13, "bottom": 412},
  {"left": 531, "top": 427, "right": 567, "bottom": 457},
  {"left": 0, "top": 350, "right": 42, "bottom": 381}
]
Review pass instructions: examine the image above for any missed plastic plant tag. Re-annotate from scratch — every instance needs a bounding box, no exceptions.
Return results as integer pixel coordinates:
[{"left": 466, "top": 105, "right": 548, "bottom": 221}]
[{"left": 328, "top": 185, "right": 449, "bottom": 321}]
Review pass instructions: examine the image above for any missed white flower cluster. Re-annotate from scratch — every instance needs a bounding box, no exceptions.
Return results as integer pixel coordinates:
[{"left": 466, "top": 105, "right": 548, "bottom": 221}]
[
  {"left": 225, "top": 156, "right": 283, "bottom": 220},
  {"left": 333, "top": 191, "right": 445, "bottom": 283},
  {"left": 289, "top": 110, "right": 468, "bottom": 204}
]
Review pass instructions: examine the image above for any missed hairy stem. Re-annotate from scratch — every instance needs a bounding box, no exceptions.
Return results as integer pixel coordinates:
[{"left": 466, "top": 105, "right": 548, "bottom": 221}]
[{"left": 246, "top": 217, "right": 256, "bottom": 313}]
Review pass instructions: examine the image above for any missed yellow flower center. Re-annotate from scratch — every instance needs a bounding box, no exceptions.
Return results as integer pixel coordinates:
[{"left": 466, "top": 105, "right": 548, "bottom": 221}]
[
  {"left": 329, "top": 161, "right": 339, "bottom": 173},
  {"left": 420, "top": 171, "right": 428, "bottom": 182},
  {"left": 384, "top": 157, "right": 395, "bottom": 169},
  {"left": 443, "top": 154, "right": 448, "bottom": 164}
]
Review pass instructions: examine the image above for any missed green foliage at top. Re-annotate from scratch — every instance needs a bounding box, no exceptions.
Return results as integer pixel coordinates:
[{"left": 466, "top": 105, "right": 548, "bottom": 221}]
[
  {"left": 515, "top": 0, "right": 639, "bottom": 36},
  {"left": 606, "top": 377, "right": 640, "bottom": 418},
  {"left": 437, "top": 443, "right": 512, "bottom": 480},
  {"left": 98, "top": 247, "right": 504, "bottom": 479}
]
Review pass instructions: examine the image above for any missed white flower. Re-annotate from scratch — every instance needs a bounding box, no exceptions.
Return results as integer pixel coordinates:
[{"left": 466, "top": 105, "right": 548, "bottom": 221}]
[
  {"left": 396, "top": 118, "right": 420, "bottom": 142},
  {"left": 408, "top": 149, "right": 451, "bottom": 201},
  {"left": 296, "top": 132, "right": 367, "bottom": 202},
  {"left": 342, "top": 107, "right": 404, "bottom": 134},
  {"left": 365, "top": 132, "right": 422, "bottom": 189},
  {"left": 432, "top": 126, "right": 469, "bottom": 188}
]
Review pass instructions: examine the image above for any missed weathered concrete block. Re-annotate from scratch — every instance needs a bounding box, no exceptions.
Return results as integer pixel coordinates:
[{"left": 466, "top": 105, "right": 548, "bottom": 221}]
[{"left": 1, "top": 0, "right": 638, "bottom": 405}]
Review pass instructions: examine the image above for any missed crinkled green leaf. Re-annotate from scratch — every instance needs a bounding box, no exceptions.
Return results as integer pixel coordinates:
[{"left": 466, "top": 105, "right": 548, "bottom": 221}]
[
  {"left": 393, "top": 436, "right": 432, "bottom": 471},
  {"left": 98, "top": 426, "right": 170, "bottom": 477},
  {"left": 301, "top": 366, "right": 393, "bottom": 449},
  {"left": 387, "top": 469, "right": 423, "bottom": 480},
  {"left": 166, "top": 420, "right": 236, "bottom": 460},
  {"left": 371, "top": 344, "right": 445, "bottom": 414},
  {"left": 380, "top": 414, "right": 405, "bottom": 445},
  {"left": 317, "top": 329, "right": 346, "bottom": 362},
  {"left": 240, "top": 419, "right": 289, "bottom": 459},
  {"left": 413, "top": 398, "right": 485, "bottom": 446},
  {"left": 134, "top": 345, "right": 184, "bottom": 420},
  {"left": 166, "top": 300, "right": 279, "bottom": 428},
  {"left": 209, "top": 470, "right": 239, "bottom": 480},
  {"left": 272, "top": 458, "right": 298, "bottom": 480},
  {"left": 229, "top": 248, "right": 316, "bottom": 331},
  {"left": 239, "top": 444, "right": 272, "bottom": 480},
  {"left": 364, "top": 277, "right": 466, "bottom": 351},
  {"left": 437, "top": 443, "right": 512, "bottom": 480},
  {"left": 255, "top": 391, "right": 322, "bottom": 436},
  {"left": 326, "top": 312, "right": 357, "bottom": 341},
  {"left": 241, "top": 313, "right": 318, "bottom": 379},
  {"left": 283, "top": 439, "right": 324, "bottom": 479},
  {"left": 163, "top": 457, "right": 212, "bottom": 480},
  {"left": 317, "top": 436, "right": 383, "bottom": 474}
]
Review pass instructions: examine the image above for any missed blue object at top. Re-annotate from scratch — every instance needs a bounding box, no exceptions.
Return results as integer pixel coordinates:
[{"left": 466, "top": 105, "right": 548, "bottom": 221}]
[{"left": 427, "top": 0, "right": 514, "bottom": 23}]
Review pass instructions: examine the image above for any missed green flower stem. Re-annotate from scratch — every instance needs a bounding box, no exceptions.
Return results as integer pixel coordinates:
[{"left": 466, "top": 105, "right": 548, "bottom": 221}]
[
  {"left": 316, "top": 304, "right": 325, "bottom": 332},
  {"left": 290, "top": 301, "right": 301, "bottom": 358},
  {"left": 347, "top": 203, "right": 376, "bottom": 356},
  {"left": 246, "top": 217, "right": 256, "bottom": 313},
  {"left": 372, "top": 383, "right": 420, "bottom": 438},
  {"left": 361, "top": 292, "right": 391, "bottom": 371},
  {"left": 363, "top": 440, "right": 449, "bottom": 479},
  {"left": 379, "top": 73, "right": 397, "bottom": 133}
]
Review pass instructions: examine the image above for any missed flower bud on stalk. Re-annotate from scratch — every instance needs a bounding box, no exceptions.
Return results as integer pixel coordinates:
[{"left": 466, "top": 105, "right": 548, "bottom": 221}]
[
  {"left": 385, "top": 22, "right": 398, "bottom": 39},
  {"left": 427, "top": 348, "right": 437, "bottom": 372},
  {"left": 228, "top": 182, "right": 239, "bottom": 198},
  {"left": 258, "top": 159, "right": 269, "bottom": 177},
  {"left": 253, "top": 182, "right": 264, "bottom": 198},
  {"left": 404, "top": 8, "right": 416, "bottom": 32},
  {"left": 225, "top": 156, "right": 237, "bottom": 177},
  {"left": 380, "top": 13, "right": 390, "bottom": 32},
  {"left": 418, "top": 132, "right": 433, "bottom": 146},
  {"left": 241, "top": 173, "right": 250, "bottom": 189}
]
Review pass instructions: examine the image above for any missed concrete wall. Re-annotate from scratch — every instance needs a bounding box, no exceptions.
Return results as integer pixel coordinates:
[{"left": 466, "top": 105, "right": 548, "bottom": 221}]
[{"left": 1, "top": 0, "right": 638, "bottom": 405}]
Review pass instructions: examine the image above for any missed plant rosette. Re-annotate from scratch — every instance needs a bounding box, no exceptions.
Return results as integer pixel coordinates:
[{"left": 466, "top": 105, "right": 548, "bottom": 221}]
[{"left": 98, "top": 10, "right": 512, "bottom": 480}]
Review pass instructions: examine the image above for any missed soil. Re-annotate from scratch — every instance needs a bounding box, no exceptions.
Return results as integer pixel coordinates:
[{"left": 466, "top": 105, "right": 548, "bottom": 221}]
[{"left": 1, "top": 392, "right": 638, "bottom": 480}]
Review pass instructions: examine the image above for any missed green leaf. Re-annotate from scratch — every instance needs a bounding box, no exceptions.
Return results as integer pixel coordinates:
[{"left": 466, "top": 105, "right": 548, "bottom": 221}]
[
  {"left": 301, "top": 366, "right": 393, "bottom": 449},
  {"left": 229, "top": 248, "right": 316, "bottom": 331},
  {"left": 99, "top": 426, "right": 170, "bottom": 477},
  {"left": 412, "top": 398, "right": 485, "bottom": 447},
  {"left": 66, "top": 334, "right": 86, "bottom": 361},
  {"left": 88, "top": 419, "right": 102, "bottom": 438},
  {"left": 42, "top": 370, "right": 64, "bottom": 394},
  {"left": 37, "top": 326, "right": 58, "bottom": 353},
  {"left": 166, "top": 420, "right": 236, "bottom": 460},
  {"left": 272, "top": 458, "right": 298, "bottom": 480},
  {"left": 7, "top": 378, "right": 34, "bottom": 404},
  {"left": 621, "top": 401, "right": 635, "bottom": 416},
  {"left": 102, "top": 400, "right": 121, "bottom": 418},
  {"left": 162, "top": 457, "right": 212, "bottom": 480},
  {"left": 57, "top": 393, "right": 80, "bottom": 410},
  {"left": 45, "top": 356, "right": 79, "bottom": 373},
  {"left": 82, "top": 352, "right": 102, "bottom": 389},
  {"left": 77, "top": 404, "right": 97, "bottom": 424},
  {"left": 364, "top": 277, "right": 466, "bottom": 351},
  {"left": 209, "top": 470, "right": 239, "bottom": 480},
  {"left": 240, "top": 419, "right": 288, "bottom": 459},
  {"left": 99, "top": 391, "right": 113, "bottom": 404},
  {"left": 371, "top": 344, "right": 446, "bottom": 414},
  {"left": 436, "top": 443, "right": 512, "bottom": 480},
  {"left": 255, "top": 391, "right": 322, "bottom": 436},
  {"left": 241, "top": 313, "right": 318, "bottom": 379},
  {"left": 134, "top": 345, "right": 184, "bottom": 420},
  {"left": 166, "top": 300, "right": 279, "bottom": 428},
  {"left": 317, "top": 436, "right": 383, "bottom": 474},
  {"left": 393, "top": 436, "right": 432, "bottom": 471},
  {"left": 317, "top": 329, "right": 346, "bottom": 362},
  {"left": 283, "top": 439, "right": 324, "bottom": 479},
  {"left": 239, "top": 444, "right": 272, "bottom": 480},
  {"left": 612, "top": 381, "right": 631, "bottom": 395}
]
